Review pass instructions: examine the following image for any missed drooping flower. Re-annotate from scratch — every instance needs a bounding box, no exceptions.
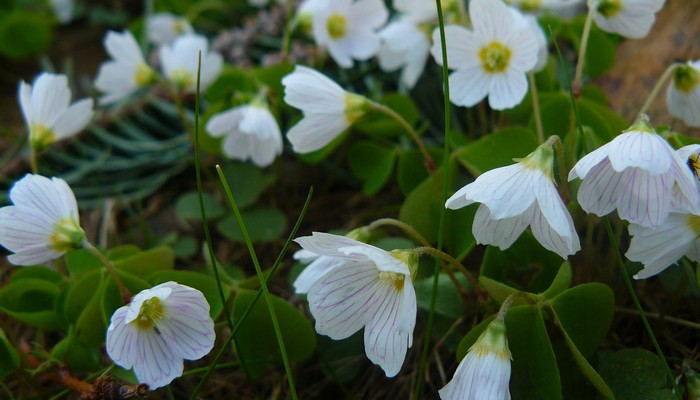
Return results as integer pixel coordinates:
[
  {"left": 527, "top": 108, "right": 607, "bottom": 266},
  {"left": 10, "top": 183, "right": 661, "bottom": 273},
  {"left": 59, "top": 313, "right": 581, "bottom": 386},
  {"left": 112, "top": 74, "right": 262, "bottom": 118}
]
[
  {"left": 666, "top": 61, "right": 700, "bottom": 128},
  {"left": 159, "top": 34, "right": 223, "bottom": 93},
  {"left": 282, "top": 65, "right": 370, "bottom": 153},
  {"left": 295, "top": 232, "right": 417, "bottom": 377},
  {"left": 205, "top": 103, "right": 283, "bottom": 167},
  {"left": 430, "top": 0, "right": 539, "bottom": 110},
  {"left": 626, "top": 213, "right": 700, "bottom": 279},
  {"left": 590, "top": 0, "right": 665, "bottom": 39},
  {"left": 568, "top": 115, "right": 698, "bottom": 227},
  {"left": 446, "top": 141, "right": 580, "bottom": 258},
  {"left": 106, "top": 282, "right": 215, "bottom": 389},
  {"left": 439, "top": 320, "right": 512, "bottom": 400},
  {"left": 311, "top": 0, "right": 388, "bottom": 68},
  {"left": 378, "top": 18, "right": 431, "bottom": 88},
  {"left": 18, "top": 73, "right": 94, "bottom": 151},
  {"left": 0, "top": 174, "right": 85, "bottom": 266},
  {"left": 94, "top": 31, "right": 158, "bottom": 105},
  {"left": 147, "top": 13, "right": 194, "bottom": 45}
]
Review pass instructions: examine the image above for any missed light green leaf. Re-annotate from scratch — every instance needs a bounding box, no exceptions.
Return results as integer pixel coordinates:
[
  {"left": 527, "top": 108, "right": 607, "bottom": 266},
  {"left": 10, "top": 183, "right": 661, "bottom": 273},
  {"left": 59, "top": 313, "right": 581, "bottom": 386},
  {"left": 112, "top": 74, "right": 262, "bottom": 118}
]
[
  {"left": 454, "top": 127, "right": 539, "bottom": 176},
  {"left": 543, "top": 262, "right": 572, "bottom": 299},
  {"left": 217, "top": 208, "right": 287, "bottom": 243},
  {"left": 0, "top": 278, "right": 60, "bottom": 329},
  {"left": 414, "top": 273, "right": 470, "bottom": 319},
  {"left": 175, "top": 191, "right": 226, "bottom": 220},
  {"left": 347, "top": 140, "right": 397, "bottom": 195},
  {"left": 355, "top": 93, "right": 419, "bottom": 138},
  {"left": 599, "top": 349, "right": 673, "bottom": 400},
  {"left": 220, "top": 162, "right": 275, "bottom": 209}
]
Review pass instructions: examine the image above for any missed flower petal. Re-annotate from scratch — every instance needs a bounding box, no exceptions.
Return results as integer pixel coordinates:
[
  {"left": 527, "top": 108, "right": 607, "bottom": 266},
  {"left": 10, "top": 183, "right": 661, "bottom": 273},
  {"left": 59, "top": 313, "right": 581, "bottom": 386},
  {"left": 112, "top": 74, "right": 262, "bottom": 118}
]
[
  {"left": 576, "top": 158, "right": 622, "bottom": 217},
  {"left": 607, "top": 130, "right": 672, "bottom": 175},
  {"left": 616, "top": 167, "right": 671, "bottom": 226},
  {"left": 487, "top": 68, "right": 528, "bottom": 110},
  {"left": 106, "top": 306, "right": 138, "bottom": 369},
  {"left": 448, "top": 67, "right": 491, "bottom": 108},
  {"left": 52, "top": 98, "right": 94, "bottom": 140},
  {"left": 294, "top": 255, "right": 345, "bottom": 294},
  {"left": 286, "top": 113, "right": 350, "bottom": 153},
  {"left": 530, "top": 203, "right": 580, "bottom": 258},
  {"left": 472, "top": 204, "right": 530, "bottom": 250},
  {"left": 282, "top": 66, "right": 347, "bottom": 113},
  {"left": 462, "top": 163, "right": 537, "bottom": 219}
]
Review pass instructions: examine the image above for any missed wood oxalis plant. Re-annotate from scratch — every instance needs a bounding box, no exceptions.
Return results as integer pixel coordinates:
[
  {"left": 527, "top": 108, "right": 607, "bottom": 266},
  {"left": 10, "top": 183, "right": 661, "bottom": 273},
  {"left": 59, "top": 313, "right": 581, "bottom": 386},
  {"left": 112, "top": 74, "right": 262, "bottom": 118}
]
[{"left": 0, "top": 0, "right": 699, "bottom": 399}]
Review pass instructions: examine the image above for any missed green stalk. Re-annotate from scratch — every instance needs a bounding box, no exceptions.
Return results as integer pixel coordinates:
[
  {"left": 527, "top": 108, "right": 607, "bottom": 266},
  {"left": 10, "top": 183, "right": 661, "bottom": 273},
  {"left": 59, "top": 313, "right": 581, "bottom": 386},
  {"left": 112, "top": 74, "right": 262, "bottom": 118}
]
[
  {"left": 414, "top": 0, "right": 452, "bottom": 397},
  {"left": 189, "top": 187, "right": 312, "bottom": 400},
  {"left": 216, "top": 167, "right": 298, "bottom": 400},
  {"left": 193, "top": 52, "right": 234, "bottom": 332}
]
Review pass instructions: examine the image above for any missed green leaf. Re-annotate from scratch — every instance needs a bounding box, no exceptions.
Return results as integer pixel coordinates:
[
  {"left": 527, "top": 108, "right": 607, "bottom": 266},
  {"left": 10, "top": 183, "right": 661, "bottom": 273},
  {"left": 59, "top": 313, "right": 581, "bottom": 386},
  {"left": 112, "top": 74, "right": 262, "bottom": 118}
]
[
  {"left": 233, "top": 289, "right": 316, "bottom": 379},
  {"left": 478, "top": 275, "right": 519, "bottom": 304},
  {"left": 10, "top": 266, "right": 64, "bottom": 285},
  {"left": 582, "top": 26, "right": 616, "bottom": 78},
  {"left": 65, "top": 249, "right": 101, "bottom": 276},
  {"left": 206, "top": 66, "right": 257, "bottom": 103},
  {"left": 355, "top": 93, "right": 419, "bottom": 138},
  {"left": 414, "top": 273, "right": 469, "bottom": 319},
  {"left": 253, "top": 63, "right": 293, "bottom": 95},
  {"left": 397, "top": 148, "right": 443, "bottom": 195},
  {"left": 445, "top": 205, "right": 477, "bottom": 260},
  {"left": 148, "top": 270, "right": 230, "bottom": 319},
  {"left": 399, "top": 171, "right": 443, "bottom": 244},
  {"left": 0, "top": 278, "right": 60, "bottom": 329},
  {"left": 51, "top": 333, "right": 101, "bottom": 373},
  {"left": 217, "top": 208, "right": 287, "bottom": 243},
  {"left": 67, "top": 271, "right": 107, "bottom": 346},
  {"left": 599, "top": 349, "right": 672, "bottom": 400},
  {"left": 347, "top": 141, "right": 397, "bottom": 195},
  {"left": 220, "top": 162, "right": 275, "bottom": 209},
  {"left": 543, "top": 262, "right": 572, "bottom": 299},
  {"left": 481, "top": 231, "right": 564, "bottom": 294},
  {"left": 316, "top": 332, "right": 365, "bottom": 383},
  {"left": 0, "top": 328, "right": 19, "bottom": 378},
  {"left": 175, "top": 191, "right": 226, "bottom": 220},
  {"left": 113, "top": 246, "right": 176, "bottom": 277},
  {"left": 0, "top": 11, "right": 53, "bottom": 59},
  {"left": 454, "top": 127, "right": 539, "bottom": 176},
  {"left": 551, "top": 283, "right": 614, "bottom": 357}
]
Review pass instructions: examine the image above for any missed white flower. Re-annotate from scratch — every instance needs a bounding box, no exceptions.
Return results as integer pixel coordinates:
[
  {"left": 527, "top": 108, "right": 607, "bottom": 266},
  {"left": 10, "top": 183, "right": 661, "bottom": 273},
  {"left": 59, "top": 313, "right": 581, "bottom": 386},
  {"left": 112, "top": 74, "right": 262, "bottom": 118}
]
[
  {"left": 393, "top": 0, "right": 437, "bottom": 23},
  {"left": 666, "top": 61, "right": 700, "bottom": 128},
  {"left": 508, "top": 0, "right": 585, "bottom": 16},
  {"left": 18, "top": 73, "right": 94, "bottom": 151},
  {"left": 378, "top": 18, "right": 431, "bottom": 88},
  {"left": 446, "top": 142, "right": 580, "bottom": 258},
  {"left": 147, "top": 13, "right": 194, "bottom": 45},
  {"left": 568, "top": 115, "right": 698, "bottom": 227},
  {"left": 50, "top": 0, "right": 74, "bottom": 24},
  {"left": 431, "top": 0, "right": 539, "bottom": 110},
  {"left": 292, "top": 250, "right": 344, "bottom": 294},
  {"left": 205, "top": 104, "right": 283, "bottom": 167},
  {"left": 439, "top": 320, "right": 512, "bottom": 400},
  {"left": 159, "top": 34, "right": 223, "bottom": 93},
  {"left": 0, "top": 174, "right": 85, "bottom": 266},
  {"left": 626, "top": 213, "right": 700, "bottom": 279},
  {"left": 94, "top": 31, "right": 157, "bottom": 105},
  {"left": 106, "top": 282, "right": 215, "bottom": 389},
  {"left": 590, "top": 0, "right": 665, "bottom": 39},
  {"left": 311, "top": 0, "right": 388, "bottom": 68},
  {"left": 516, "top": 13, "right": 549, "bottom": 73},
  {"left": 295, "top": 232, "right": 417, "bottom": 377},
  {"left": 282, "top": 65, "right": 370, "bottom": 153}
]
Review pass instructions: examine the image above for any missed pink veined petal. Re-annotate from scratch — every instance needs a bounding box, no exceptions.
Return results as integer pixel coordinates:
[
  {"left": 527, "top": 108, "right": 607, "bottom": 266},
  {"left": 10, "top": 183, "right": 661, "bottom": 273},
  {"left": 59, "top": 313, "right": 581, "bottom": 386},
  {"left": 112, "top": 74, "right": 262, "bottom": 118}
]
[
  {"left": 530, "top": 204, "right": 581, "bottom": 258},
  {"left": 286, "top": 113, "right": 350, "bottom": 153},
  {"left": 295, "top": 232, "right": 372, "bottom": 259},
  {"left": 106, "top": 307, "right": 138, "bottom": 369},
  {"left": 10, "top": 174, "right": 76, "bottom": 222},
  {"left": 467, "top": 163, "right": 537, "bottom": 220},
  {"left": 200, "top": 52, "right": 223, "bottom": 90},
  {"left": 337, "top": 245, "right": 410, "bottom": 275},
  {"left": 439, "top": 350, "right": 479, "bottom": 399},
  {"left": 472, "top": 353, "right": 512, "bottom": 399},
  {"left": 104, "top": 30, "right": 144, "bottom": 64},
  {"left": 472, "top": 204, "right": 530, "bottom": 250},
  {"left": 158, "top": 309, "right": 215, "bottom": 360},
  {"left": 430, "top": 25, "right": 482, "bottom": 70},
  {"left": 607, "top": 130, "right": 673, "bottom": 175},
  {"left": 363, "top": 280, "right": 412, "bottom": 377},
  {"left": 534, "top": 174, "right": 575, "bottom": 237},
  {"left": 669, "top": 154, "right": 700, "bottom": 211},
  {"left": 487, "top": 68, "right": 529, "bottom": 110},
  {"left": 307, "top": 261, "right": 385, "bottom": 340},
  {"left": 448, "top": 67, "right": 491, "bottom": 108},
  {"left": 348, "top": 0, "right": 388, "bottom": 29},
  {"left": 576, "top": 158, "right": 622, "bottom": 216},
  {"left": 616, "top": 167, "right": 672, "bottom": 227},
  {"left": 470, "top": 0, "right": 514, "bottom": 40},
  {"left": 7, "top": 244, "right": 59, "bottom": 266},
  {"left": 132, "top": 329, "right": 183, "bottom": 389},
  {"left": 0, "top": 206, "right": 55, "bottom": 250},
  {"left": 568, "top": 144, "right": 611, "bottom": 181},
  {"left": 293, "top": 256, "right": 345, "bottom": 294},
  {"left": 52, "top": 98, "right": 94, "bottom": 140},
  {"left": 445, "top": 183, "right": 477, "bottom": 210},
  {"left": 503, "top": 26, "right": 539, "bottom": 73}
]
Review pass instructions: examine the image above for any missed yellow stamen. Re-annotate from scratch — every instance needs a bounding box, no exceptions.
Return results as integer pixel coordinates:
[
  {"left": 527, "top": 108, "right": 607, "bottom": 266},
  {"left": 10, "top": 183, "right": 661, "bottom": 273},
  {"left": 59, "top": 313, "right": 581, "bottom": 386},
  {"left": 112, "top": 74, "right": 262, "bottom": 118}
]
[
  {"left": 50, "top": 217, "right": 85, "bottom": 252},
  {"left": 134, "top": 63, "right": 157, "bottom": 87},
  {"left": 479, "top": 42, "right": 512, "bottom": 74},
  {"left": 688, "top": 215, "right": 700, "bottom": 236},
  {"left": 169, "top": 68, "right": 193, "bottom": 91},
  {"left": 344, "top": 93, "right": 369, "bottom": 123},
  {"left": 326, "top": 14, "right": 347, "bottom": 40},
  {"left": 133, "top": 297, "right": 166, "bottom": 330},
  {"left": 29, "top": 124, "right": 56, "bottom": 151},
  {"left": 596, "top": 0, "right": 623, "bottom": 17},
  {"left": 673, "top": 64, "right": 700, "bottom": 93},
  {"left": 379, "top": 271, "right": 405, "bottom": 293}
]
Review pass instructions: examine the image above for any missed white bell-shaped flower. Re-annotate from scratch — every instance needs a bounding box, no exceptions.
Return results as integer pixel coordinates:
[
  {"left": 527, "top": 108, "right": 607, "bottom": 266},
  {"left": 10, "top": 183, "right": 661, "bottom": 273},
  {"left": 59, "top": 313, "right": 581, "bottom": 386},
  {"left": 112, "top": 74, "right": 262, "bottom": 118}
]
[
  {"left": 0, "top": 174, "right": 85, "bottom": 266},
  {"left": 666, "top": 61, "right": 700, "bottom": 128},
  {"left": 590, "top": 0, "right": 665, "bottom": 39},
  {"left": 18, "top": 73, "right": 94, "bottom": 151},
  {"left": 147, "top": 13, "right": 194, "bottom": 45},
  {"left": 378, "top": 18, "right": 431, "bottom": 88},
  {"left": 295, "top": 232, "right": 417, "bottom": 377},
  {"left": 159, "top": 34, "right": 223, "bottom": 93},
  {"left": 106, "top": 282, "right": 215, "bottom": 389}
]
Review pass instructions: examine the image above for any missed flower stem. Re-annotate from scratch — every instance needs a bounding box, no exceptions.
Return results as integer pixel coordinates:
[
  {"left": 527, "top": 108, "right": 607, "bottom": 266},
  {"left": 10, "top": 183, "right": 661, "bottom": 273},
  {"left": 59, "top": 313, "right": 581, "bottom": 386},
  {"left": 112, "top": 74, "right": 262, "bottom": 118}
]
[
  {"left": 82, "top": 240, "right": 131, "bottom": 304},
  {"left": 366, "top": 218, "right": 432, "bottom": 247},
  {"left": 30, "top": 149, "right": 39, "bottom": 174},
  {"left": 638, "top": 63, "right": 681, "bottom": 117},
  {"left": 281, "top": 0, "right": 295, "bottom": 63},
  {"left": 414, "top": 0, "right": 452, "bottom": 396},
  {"left": 547, "top": 135, "right": 570, "bottom": 202},
  {"left": 602, "top": 217, "right": 681, "bottom": 399},
  {"left": 528, "top": 72, "right": 544, "bottom": 144},
  {"left": 573, "top": 5, "right": 595, "bottom": 97},
  {"left": 370, "top": 101, "right": 436, "bottom": 174}
]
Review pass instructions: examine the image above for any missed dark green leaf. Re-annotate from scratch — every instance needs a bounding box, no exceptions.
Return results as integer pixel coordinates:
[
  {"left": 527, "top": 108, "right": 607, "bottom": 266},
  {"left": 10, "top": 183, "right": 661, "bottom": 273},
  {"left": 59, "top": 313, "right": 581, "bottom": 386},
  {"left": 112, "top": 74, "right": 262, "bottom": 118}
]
[
  {"left": 347, "top": 141, "right": 397, "bottom": 195},
  {"left": 217, "top": 208, "right": 287, "bottom": 243},
  {"left": 599, "top": 349, "right": 671, "bottom": 400},
  {"left": 0, "top": 328, "right": 19, "bottom": 378},
  {"left": 11, "top": 266, "right": 63, "bottom": 285},
  {"left": 355, "top": 93, "right": 419, "bottom": 138},
  {"left": 414, "top": 273, "right": 470, "bottom": 319},
  {"left": 220, "top": 162, "right": 275, "bottom": 209},
  {"left": 454, "top": 127, "right": 539, "bottom": 176},
  {"left": 0, "top": 278, "right": 60, "bottom": 329},
  {"left": 175, "top": 191, "right": 226, "bottom": 220},
  {"left": 543, "top": 262, "right": 572, "bottom": 299},
  {"left": 397, "top": 147, "right": 443, "bottom": 195},
  {"left": 0, "top": 11, "right": 53, "bottom": 59}
]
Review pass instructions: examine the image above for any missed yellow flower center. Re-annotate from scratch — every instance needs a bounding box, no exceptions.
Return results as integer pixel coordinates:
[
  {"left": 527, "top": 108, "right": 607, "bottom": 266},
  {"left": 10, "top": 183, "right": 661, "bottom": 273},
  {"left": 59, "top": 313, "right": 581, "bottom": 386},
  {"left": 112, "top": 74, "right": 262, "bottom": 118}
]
[
  {"left": 173, "top": 19, "right": 187, "bottom": 34},
  {"left": 29, "top": 124, "right": 57, "bottom": 151},
  {"left": 479, "top": 42, "right": 512, "bottom": 74},
  {"left": 326, "top": 14, "right": 347, "bottom": 40},
  {"left": 344, "top": 93, "right": 369, "bottom": 123},
  {"left": 170, "top": 68, "right": 193, "bottom": 91},
  {"left": 673, "top": 64, "right": 700, "bottom": 93},
  {"left": 688, "top": 215, "right": 700, "bottom": 236},
  {"left": 596, "top": 0, "right": 623, "bottom": 17},
  {"left": 133, "top": 296, "right": 166, "bottom": 330},
  {"left": 50, "top": 217, "right": 85, "bottom": 252},
  {"left": 514, "top": 0, "right": 542, "bottom": 12},
  {"left": 379, "top": 271, "right": 406, "bottom": 293},
  {"left": 134, "top": 63, "right": 157, "bottom": 87}
]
